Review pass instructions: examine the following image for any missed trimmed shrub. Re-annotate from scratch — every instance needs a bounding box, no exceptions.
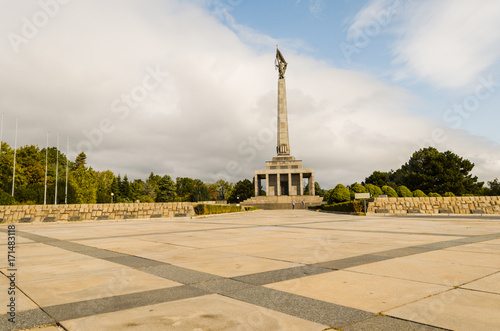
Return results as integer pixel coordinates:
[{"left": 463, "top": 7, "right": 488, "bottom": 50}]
[
  {"left": 412, "top": 190, "right": 427, "bottom": 197},
  {"left": 0, "top": 189, "right": 15, "bottom": 205},
  {"left": 428, "top": 192, "right": 442, "bottom": 197},
  {"left": 349, "top": 183, "right": 367, "bottom": 200},
  {"left": 328, "top": 184, "right": 350, "bottom": 204},
  {"left": 462, "top": 194, "right": 475, "bottom": 197},
  {"left": 365, "top": 184, "right": 383, "bottom": 197},
  {"left": 382, "top": 185, "right": 398, "bottom": 197},
  {"left": 139, "top": 195, "right": 155, "bottom": 203},
  {"left": 322, "top": 201, "right": 363, "bottom": 213},
  {"left": 397, "top": 185, "right": 413, "bottom": 197},
  {"left": 194, "top": 204, "right": 244, "bottom": 215},
  {"left": 443, "top": 192, "right": 455, "bottom": 197}
]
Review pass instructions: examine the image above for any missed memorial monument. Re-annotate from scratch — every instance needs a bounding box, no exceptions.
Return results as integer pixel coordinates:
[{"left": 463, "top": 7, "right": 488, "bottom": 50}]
[{"left": 242, "top": 47, "right": 323, "bottom": 209}]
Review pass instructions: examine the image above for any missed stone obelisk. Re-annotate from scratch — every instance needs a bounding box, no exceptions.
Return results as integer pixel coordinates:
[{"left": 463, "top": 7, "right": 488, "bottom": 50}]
[{"left": 276, "top": 46, "right": 290, "bottom": 156}]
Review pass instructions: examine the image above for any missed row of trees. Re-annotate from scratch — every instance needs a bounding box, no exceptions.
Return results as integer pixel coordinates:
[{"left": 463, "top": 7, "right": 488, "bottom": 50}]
[
  {"left": 324, "top": 147, "right": 500, "bottom": 204},
  {"left": 0, "top": 143, "right": 256, "bottom": 205}
]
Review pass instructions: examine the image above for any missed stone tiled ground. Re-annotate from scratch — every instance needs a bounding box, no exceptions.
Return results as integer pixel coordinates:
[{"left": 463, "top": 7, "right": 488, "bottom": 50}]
[{"left": 1, "top": 210, "right": 499, "bottom": 330}]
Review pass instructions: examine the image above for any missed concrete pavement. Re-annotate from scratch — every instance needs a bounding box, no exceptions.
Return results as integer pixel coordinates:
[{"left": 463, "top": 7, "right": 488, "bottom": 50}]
[{"left": 1, "top": 210, "right": 499, "bottom": 330}]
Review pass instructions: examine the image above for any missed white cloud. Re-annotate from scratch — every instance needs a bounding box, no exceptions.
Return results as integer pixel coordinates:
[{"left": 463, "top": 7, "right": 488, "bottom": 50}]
[
  {"left": 392, "top": 0, "right": 500, "bottom": 89},
  {"left": 346, "top": 0, "right": 396, "bottom": 40},
  {"left": 0, "top": 0, "right": 499, "bottom": 189},
  {"left": 295, "top": 0, "right": 325, "bottom": 17}
]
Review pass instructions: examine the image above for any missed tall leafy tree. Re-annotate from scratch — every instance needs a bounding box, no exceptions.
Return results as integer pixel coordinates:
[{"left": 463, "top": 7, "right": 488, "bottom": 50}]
[
  {"left": 192, "top": 179, "right": 210, "bottom": 202},
  {"left": 487, "top": 178, "right": 500, "bottom": 196},
  {"left": 394, "top": 147, "right": 483, "bottom": 195},
  {"left": 70, "top": 164, "right": 97, "bottom": 204},
  {"left": 228, "top": 179, "right": 254, "bottom": 203},
  {"left": 96, "top": 170, "right": 115, "bottom": 203},
  {"left": 176, "top": 177, "right": 195, "bottom": 201},
  {"left": 213, "top": 179, "right": 233, "bottom": 201},
  {"left": 364, "top": 171, "right": 395, "bottom": 188},
  {"left": 304, "top": 182, "right": 325, "bottom": 196},
  {"left": 0, "top": 142, "right": 15, "bottom": 193}
]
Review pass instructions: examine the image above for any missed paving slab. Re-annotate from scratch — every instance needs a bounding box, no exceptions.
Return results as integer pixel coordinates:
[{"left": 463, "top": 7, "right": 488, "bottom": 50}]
[
  {"left": 346, "top": 256, "right": 498, "bottom": 286},
  {"left": 17, "top": 267, "right": 181, "bottom": 306},
  {"left": 386, "top": 288, "right": 500, "bottom": 331},
  {"left": 401, "top": 249, "right": 500, "bottom": 269},
  {"left": 265, "top": 270, "right": 450, "bottom": 313},
  {"left": 446, "top": 242, "right": 500, "bottom": 254},
  {"left": 0, "top": 276, "right": 39, "bottom": 314},
  {"left": 461, "top": 271, "right": 500, "bottom": 294},
  {"left": 61, "top": 294, "right": 328, "bottom": 330}
]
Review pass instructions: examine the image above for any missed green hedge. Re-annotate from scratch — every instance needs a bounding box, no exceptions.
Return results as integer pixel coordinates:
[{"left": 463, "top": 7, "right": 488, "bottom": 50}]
[
  {"left": 321, "top": 201, "right": 364, "bottom": 213},
  {"left": 194, "top": 204, "right": 257, "bottom": 215}
]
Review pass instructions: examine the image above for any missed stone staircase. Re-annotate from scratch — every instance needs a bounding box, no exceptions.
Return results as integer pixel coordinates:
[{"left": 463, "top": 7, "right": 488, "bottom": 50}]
[{"left": 241, "top": 195, "right": 323, "bottom": 210}]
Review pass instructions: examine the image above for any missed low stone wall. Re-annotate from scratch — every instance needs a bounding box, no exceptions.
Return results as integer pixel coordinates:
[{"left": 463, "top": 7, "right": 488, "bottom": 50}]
[
  {"left": 0, "top": 202, "right": 200, "bottom": 223},
  {"left": 367, "top": 196, "right": 500, "bottom": 215}
]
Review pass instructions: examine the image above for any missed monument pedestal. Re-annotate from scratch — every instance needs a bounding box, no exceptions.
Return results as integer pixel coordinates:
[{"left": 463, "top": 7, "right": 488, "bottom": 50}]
[{"left": 242, "top": 156, "right": 323, "bottom": 209}]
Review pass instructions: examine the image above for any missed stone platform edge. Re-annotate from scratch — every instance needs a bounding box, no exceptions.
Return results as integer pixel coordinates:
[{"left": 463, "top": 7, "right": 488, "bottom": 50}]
[
  {"left": 0, "top": 201, "right": 225, "bottom": 224},
  {"left": 367, "top": 196, "right": 500, "bottom": 215}
]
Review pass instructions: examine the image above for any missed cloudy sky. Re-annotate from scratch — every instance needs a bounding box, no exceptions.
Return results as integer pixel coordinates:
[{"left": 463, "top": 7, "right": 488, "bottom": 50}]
[{"left": 1, "top": 0, "right": 500, "bottom": 188}]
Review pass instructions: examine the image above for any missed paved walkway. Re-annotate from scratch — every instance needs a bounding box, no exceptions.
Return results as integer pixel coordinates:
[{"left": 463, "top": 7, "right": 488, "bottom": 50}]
[{"left": 1, "top": 210, "right": 500, "bottom": 330}]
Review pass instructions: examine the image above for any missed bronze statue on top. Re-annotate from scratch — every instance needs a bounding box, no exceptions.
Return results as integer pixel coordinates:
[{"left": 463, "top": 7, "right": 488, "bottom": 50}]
[{"left": 275, "top": 46, "right": 287, "bottom": 79}]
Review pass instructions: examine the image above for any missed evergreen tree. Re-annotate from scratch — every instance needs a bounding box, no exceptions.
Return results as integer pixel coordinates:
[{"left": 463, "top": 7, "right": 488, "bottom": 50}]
[
  {"left": 74, "top": 152, "right": 87, "bottom": 170},
  {"left": 156, "top": 175, "right": 176, "bottom": 202}
]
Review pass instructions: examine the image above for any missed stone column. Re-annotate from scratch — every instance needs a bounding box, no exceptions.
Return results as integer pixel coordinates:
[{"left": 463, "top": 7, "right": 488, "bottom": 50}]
[
  {"left": 277, "top": 173, "right": 281, "bottom": 196},
  {"left": 288, "top": 173, "right": 292, "bottom": 196},
  {"left": 277, "top": 79, "right": 290, "bottom": 156},
  {"left": 265, "top": 173, "right": 269, "bottom": 196},
  {"left": 299, "top": 172, "right": 303, "bottom": 195},
  {"left": 254, "top": 174, "right": 259, "bottom": 197},
  {"left": 310, "top": 172, "right": 315, "bottom": 196}
]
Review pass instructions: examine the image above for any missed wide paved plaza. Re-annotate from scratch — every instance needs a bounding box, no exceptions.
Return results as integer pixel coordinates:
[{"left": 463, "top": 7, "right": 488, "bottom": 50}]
[{"left": 1, "top": 210, "right": 500, "bottom": 330}]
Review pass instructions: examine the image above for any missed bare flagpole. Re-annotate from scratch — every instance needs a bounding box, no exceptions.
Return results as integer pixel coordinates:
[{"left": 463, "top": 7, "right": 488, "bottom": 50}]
[
  {"left": 55, "top": 133, "right": 59, "bottom": 205},
  {"left": 11, "top": 118, "right": 18, "bottom": 196},
  {"left": 65, "top": 137, "right": 69, "bottom": 204},
  {"left": 44, "top": 131, "right": 49, "bottom": 205},
  {"left": 0, "top": 113, "right": 4, "bottom": 159}
]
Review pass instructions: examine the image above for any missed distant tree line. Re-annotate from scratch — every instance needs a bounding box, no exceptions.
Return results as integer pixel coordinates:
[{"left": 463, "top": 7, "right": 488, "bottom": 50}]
[
  {"left": 0, "top": 142, "right": 256, "bottom": 205},
  {"left": 3, "top": 144, "right": 498, "bottom": 206}
]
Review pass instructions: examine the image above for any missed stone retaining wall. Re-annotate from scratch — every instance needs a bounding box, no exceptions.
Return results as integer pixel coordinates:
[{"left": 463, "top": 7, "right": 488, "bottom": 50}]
[
  {"left": 367, "top": 196, "right": 500, "bottom": 215},
  {"left": 0, "top": 202, "right": 203, "bottom": 223}
]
